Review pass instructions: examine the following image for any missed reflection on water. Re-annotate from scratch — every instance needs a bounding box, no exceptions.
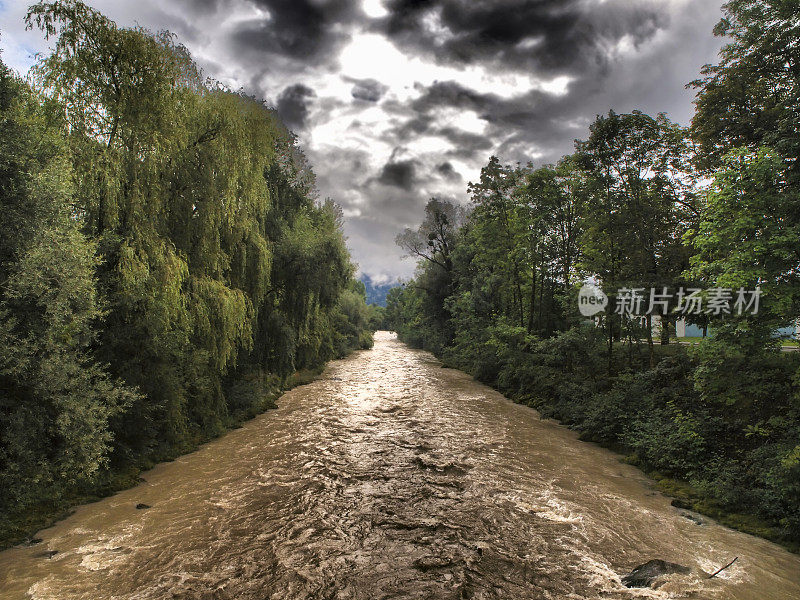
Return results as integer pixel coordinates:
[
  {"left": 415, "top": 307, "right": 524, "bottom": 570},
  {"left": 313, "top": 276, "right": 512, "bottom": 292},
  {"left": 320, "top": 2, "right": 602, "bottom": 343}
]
[{"left": 1, "top": 332, "right": 799, "bottom": 599}]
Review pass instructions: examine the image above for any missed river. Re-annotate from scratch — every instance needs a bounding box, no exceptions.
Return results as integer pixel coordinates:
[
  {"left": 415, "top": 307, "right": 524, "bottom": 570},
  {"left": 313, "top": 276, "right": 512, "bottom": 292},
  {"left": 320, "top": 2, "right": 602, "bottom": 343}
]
[{"left": 1, "top": 331, "right": 799, "bottom": 599}]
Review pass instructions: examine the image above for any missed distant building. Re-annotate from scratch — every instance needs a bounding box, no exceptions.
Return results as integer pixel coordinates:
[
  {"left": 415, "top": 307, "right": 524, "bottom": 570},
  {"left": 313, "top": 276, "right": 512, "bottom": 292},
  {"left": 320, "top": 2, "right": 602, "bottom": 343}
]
[
  {"left": 673, "top": 317, "right": 799, "bottom": 339},
  {"left": 601, "top": 315, "right": 800, "bottom": 340},
  {"left": 675, "top": 319, "right": 705, "bottom": 338}
]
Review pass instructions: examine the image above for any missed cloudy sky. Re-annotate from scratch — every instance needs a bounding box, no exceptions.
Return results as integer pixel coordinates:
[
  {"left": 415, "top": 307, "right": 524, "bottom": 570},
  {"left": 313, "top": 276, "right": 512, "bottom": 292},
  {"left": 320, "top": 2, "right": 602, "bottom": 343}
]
[{"left": 0, "top": 0, "right": 724, "bottom": 282}]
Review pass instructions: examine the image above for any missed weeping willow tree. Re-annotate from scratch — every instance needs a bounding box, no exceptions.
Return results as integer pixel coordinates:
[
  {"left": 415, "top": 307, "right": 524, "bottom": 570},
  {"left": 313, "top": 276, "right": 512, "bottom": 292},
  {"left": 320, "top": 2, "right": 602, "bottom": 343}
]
[
  {"left": 0, "top": 2, "right": 371, "bottom": 544},
  {"left": 22, "top": 0, "right": 370, "bottom": 449},
  {"left": 0, "top": 54, "right": 139, "bottom": 537}
]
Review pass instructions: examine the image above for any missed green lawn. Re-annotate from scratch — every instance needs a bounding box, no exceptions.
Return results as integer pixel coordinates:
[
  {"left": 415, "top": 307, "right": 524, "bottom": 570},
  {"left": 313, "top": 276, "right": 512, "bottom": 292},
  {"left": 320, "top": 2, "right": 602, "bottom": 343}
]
[{"left": 675, "top": 336, "right": 799, "bottom": 347}]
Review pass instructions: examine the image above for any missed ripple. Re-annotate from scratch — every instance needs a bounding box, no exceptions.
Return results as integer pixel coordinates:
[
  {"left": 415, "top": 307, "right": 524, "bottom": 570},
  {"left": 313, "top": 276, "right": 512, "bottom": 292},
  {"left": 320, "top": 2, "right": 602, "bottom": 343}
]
[{"left": 0, "top": 332, "right": 798, "bottom": 599}]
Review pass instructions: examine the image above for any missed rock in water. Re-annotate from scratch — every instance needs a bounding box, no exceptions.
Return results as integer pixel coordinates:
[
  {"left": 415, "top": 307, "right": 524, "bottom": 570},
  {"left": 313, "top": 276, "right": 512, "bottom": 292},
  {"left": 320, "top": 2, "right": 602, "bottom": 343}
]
[
  {"left": 135, "top": 503, "right": 151, "bottom": 510},
  {"left": 621, "top": 559, "right": 691, "bottom": 588},
  {"left": 679, "top": 511, "right": 705, "bottom": 525}
]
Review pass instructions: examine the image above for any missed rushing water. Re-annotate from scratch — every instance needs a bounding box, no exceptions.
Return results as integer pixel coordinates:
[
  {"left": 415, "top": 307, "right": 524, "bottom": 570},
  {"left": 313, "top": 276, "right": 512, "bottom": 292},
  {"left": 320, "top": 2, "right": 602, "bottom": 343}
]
[{"left": 2, "top": 332, "right": 799, "bottom": 599}]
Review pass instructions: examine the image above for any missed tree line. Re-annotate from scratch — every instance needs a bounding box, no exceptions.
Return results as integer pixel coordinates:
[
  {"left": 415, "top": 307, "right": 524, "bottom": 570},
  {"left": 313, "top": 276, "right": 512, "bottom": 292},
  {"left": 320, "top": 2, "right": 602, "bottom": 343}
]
[
  {"left": 388, "top": 0, "right": 800, "bottom": 549},
  {"left": 0, "top": 1, "right": 373, "bottom": 546}
]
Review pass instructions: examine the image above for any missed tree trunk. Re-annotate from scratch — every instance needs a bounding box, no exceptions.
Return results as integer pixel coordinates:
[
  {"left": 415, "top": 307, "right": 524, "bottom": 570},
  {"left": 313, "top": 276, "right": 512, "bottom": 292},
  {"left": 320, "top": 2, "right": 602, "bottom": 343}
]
[
  {"left": 607, "top": 315, "right": 614, "bottom": 376},
  {"left": 527, "top": 265, "right": 537, "bottom": 333},
  {"left": 537, "top": 259, "right": 544, "bottom": 331},
  {"left": 660, "top": 316, "right": 672, "bottom": 345}
]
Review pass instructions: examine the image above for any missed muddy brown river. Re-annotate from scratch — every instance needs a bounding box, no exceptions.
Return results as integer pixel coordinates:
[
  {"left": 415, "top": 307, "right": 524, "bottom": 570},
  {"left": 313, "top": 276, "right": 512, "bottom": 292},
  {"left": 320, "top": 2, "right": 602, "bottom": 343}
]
[{"left": 1, "top": 332, "right": 799, "bottom": 599}]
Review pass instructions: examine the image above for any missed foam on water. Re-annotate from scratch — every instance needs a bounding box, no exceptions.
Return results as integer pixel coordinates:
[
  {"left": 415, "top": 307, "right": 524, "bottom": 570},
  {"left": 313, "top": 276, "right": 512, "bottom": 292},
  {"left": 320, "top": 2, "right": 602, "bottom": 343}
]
[{"left": 1, "top": 332, "right": 798, "bottom": 599}]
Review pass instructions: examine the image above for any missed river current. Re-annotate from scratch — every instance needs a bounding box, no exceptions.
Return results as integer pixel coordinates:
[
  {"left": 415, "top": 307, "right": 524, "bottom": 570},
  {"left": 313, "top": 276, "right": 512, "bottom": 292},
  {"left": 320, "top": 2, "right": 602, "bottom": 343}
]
[{"left": 1, "top": 332, "right": 799, "bottom": 599}]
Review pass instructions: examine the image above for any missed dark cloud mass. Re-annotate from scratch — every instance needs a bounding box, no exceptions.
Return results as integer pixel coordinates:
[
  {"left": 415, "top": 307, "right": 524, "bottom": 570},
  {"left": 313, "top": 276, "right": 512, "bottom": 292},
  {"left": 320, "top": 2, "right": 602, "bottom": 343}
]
[
  {"left": 410, "top": 80, "right": 493, "bottom": 114},
  {"left": 232, "top": 0, "right": 357, "bottom": 65},
  {"left": 381, "top": 0, "right": 667, "bottom": 75},
  {"left": 377, "top": 158, "right": 419, "bottom": 188},
  {"left": 3, "top": 0, "right": 721, "bottom": 279},
  {"left": 276, "top": 83, "right": 315, "bottom": 130},
  {"left": 349, "top": 77, "right": 390, "bottom": 102},
  {"left": 436, "top": 161, "right": 461, "bottom": 182},
  {"left": 184, "top": 0, "right": 219, "bottom": 14}
]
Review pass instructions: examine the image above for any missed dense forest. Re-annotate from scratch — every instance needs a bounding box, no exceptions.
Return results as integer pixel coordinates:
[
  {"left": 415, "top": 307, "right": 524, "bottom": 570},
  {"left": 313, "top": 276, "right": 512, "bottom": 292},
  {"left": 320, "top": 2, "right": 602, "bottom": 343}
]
[
  {"left": 0, "top": 1, "right": 373, "bottom": 546},
  {"left": 388, "top": 0, "right": 800, "bottom": 550}
]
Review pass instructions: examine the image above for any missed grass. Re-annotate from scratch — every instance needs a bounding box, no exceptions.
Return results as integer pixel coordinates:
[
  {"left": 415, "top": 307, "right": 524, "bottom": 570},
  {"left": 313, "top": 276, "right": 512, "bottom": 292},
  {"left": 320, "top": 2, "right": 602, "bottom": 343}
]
[
  {"left": 646, "top": 471, "right": 799, "bottom": 553},
  {"left": 673, "top": 336, "right": 799, "bottom": 347}
]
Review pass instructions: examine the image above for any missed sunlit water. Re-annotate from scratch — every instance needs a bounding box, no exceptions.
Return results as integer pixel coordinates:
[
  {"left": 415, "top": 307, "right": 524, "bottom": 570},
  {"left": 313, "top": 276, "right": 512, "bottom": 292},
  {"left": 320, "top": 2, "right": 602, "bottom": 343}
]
[{"left": 2, "top": 332, "right": 799, "bottom": 599}]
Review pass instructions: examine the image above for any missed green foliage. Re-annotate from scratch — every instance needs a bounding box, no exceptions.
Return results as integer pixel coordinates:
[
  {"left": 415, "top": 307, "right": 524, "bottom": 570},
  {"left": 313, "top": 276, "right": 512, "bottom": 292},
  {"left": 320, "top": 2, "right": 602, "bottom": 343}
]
[
  {"left": 0, "top": 59, "right": 138, "bottom": 518},
  {"left": 577, "top": 111, "right": 697, "bottom": 365},
  {"left": 392, "top": 110, "right": 800, "bottom": 547},
  {"left": 690, "top": 0, "right": 800, "bottom": 170},
  {"left": 689, "top": 147, "right": 800, "bottom": 340},
  {"left": 366, "top": 304, "right": 388, "bottom": 331},
  {"left": 0, "top": 1, "right": 372, "bottom": 547}
]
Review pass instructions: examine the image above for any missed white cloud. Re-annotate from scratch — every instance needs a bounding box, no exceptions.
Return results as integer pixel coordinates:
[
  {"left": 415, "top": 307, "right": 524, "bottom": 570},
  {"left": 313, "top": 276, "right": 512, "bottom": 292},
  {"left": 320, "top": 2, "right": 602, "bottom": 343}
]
[{"left": 361, "top": 0, "right": 389, "bottom": 19}]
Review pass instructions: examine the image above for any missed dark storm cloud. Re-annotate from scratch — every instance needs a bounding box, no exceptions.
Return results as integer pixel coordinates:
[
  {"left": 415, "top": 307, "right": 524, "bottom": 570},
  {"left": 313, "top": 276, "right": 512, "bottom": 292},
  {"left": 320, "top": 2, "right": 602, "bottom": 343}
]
[
  {"left": 438, "top": 128, "right": 494, "bottom": 160},
  {"left": 276, "top": 84, "right": 315, "bottom": 130},
  {"left": 384, "top": 0, "right": 437, "bottom": 33},
  {"left": 410, "top": 80, "right": 493, "bottom": 113},
  {"left": 163, "top": 0, "right": 720, "bottom": 279},
  {"left": 231, "top": 0, "right": 358, "bottom": 64},
  {"left": 225, "top": 0, "right": 665, "bottom": 77},
  {"left": 416, "top": 83, "right": 583, "bottom": 164},
  {"left": 185, "top": 0, "right": 220, "bottom": 14},
  {"left": 347, "top": 77, "right": 390, "bottom": 102},
  {"left": 436, "top": 161, "right": 461, "bottom": 182},
  {"left": 409, "top": 82, "right": 542, "bottom": 131},
  {"left": 379, "top": 0, "right": 667, "bottom": 75},
  {"left": 383, "top": 0, "right": 721, "bottom": 171},
  {"left": 387, "top": 113, "right": 435, "bottom": 140},
  {"left": 392, "top": 77, "right": 588, "bottom": 163},
  {"left": 378, "top": 158, "right": 419, "bottom": 188},
  {"left": 374, "top": 84, "right": 493, "bottom": 160}
]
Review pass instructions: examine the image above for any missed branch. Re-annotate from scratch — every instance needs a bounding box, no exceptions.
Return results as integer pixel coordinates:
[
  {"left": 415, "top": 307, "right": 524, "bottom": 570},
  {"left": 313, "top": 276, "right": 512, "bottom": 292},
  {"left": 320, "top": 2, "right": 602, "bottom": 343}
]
[
  {"left": 708, "top": 557, "right": 738, "bottom": 579},
  {"left": 405, "top": 245, "right": 449, "bottom": 271},
  {"left": 674, "top": 197, "right": 701, "bottom": 218},
  {"left": 407, "top": 283, "right": 436, "bottom": 294}
]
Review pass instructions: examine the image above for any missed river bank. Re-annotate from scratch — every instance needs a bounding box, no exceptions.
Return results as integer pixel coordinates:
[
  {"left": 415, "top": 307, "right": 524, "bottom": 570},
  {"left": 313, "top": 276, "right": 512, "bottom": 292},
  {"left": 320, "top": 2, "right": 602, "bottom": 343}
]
[
  {"left": 0, "top": 366, "right": 325, "bottom": 552},
  {"left": 508, "top": 384, "right": 797, "bottom": 554},
  {"left": 403, "top": 330, "right": 800, "bottom": 555}
]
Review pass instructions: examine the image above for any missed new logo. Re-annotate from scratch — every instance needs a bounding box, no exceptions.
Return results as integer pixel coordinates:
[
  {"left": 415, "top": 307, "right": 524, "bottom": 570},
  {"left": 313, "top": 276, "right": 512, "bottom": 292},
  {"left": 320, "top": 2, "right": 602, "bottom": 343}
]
[{"left": 578, "top": 284, "right": 608, "bottom": 317}]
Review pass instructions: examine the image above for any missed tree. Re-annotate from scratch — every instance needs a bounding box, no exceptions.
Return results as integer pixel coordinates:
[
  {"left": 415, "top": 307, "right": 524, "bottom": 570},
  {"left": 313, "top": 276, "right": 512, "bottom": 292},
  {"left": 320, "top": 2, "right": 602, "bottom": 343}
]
[
  {"left": 0, "top": 57, "right": 138, "bottom": 513},
  {"left": 467, "top": 157, "right": 528, "bottom": 328},
  {"left": 517, "top": 158, "right": 585, "bottom": 334},
  {"left": 689, "top": 147, "right": 800, "bottom": 349},
  {"left": 394, "top": 198, "right": 466, "bottom": 352},
  {"left": 19, "top": 0, "right": 372, "bottom": 470},
  {"left": 396, "top": 197, "right": 465, "bottom": 274},
  {"left": 690, "top": 0, "right": 800, "bottom": 173},
  {"left": 577, "top": 111, "right": 696, "bottom": 366}
]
